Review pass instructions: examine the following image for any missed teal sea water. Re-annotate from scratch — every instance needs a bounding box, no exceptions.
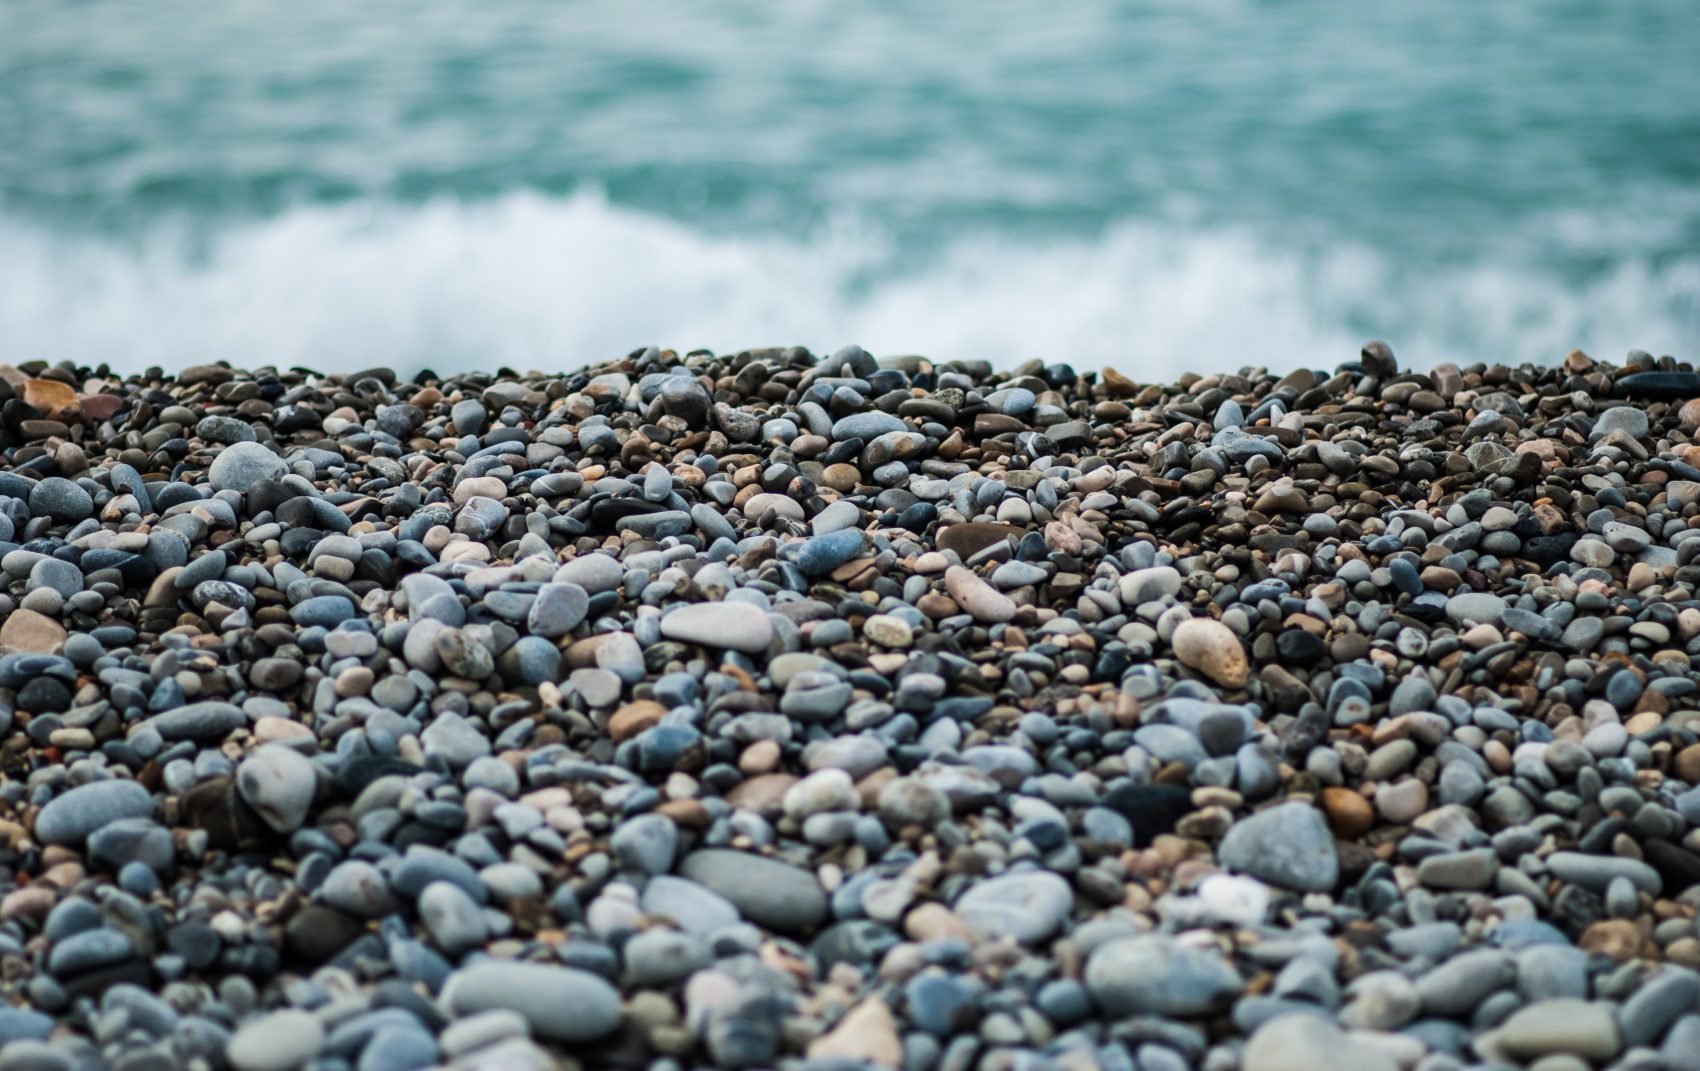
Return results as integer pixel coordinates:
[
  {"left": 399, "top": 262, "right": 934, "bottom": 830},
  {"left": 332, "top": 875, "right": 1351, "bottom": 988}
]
[{"left": 2, "top": 0, "right": 1697, "bottom": 376}]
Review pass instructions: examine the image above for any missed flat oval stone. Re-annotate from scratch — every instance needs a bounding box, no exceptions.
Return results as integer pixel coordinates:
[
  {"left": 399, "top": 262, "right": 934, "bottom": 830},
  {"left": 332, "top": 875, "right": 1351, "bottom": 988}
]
[
  {"left": 146, "top": 701, "right": 246, "bottom": 741},
  {"left": 35, "top": 779, "right": 155, "bottom": 846},
  {"left": 952, "top": 870, "right": 1073, "bottom": 945},
  {"left": 677, "top": 849, "right": 828, "bottom": 932},
  {"left": 1085, "top": 935, "right": 1243, "bottom": 1018},
  {"left": 440, "top": 960, "right": 622, "bottom": 1042},
  {"left": 660, "top": 602, "right": 772, "bottom": 653},
  {"left": 227, "top": 1009, "right": 326, "bottom": 1071}
]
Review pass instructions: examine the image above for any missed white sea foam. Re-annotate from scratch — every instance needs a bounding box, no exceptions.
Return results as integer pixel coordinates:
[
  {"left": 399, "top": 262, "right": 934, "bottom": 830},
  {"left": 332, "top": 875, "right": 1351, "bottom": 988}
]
[{"left": 1, "top": 190, "right": 1694, "bottom": 378}]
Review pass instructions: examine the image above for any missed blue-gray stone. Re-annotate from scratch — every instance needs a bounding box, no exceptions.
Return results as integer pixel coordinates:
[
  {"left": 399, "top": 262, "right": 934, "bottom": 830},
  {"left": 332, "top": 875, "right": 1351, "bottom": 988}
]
[
  {"left": 1086, "top": 935, "right": 1242, "bottom": 1017},
  {"left": 793, "top": 529, "right": 864, "bottom": 576},
  {"left": 441, "top": 961, "right": 622, "bottom": 1042},
  {"left": 35, "top": 779, "right": 155, "bottom": 846},
  {"left": 1217, "top": 802, "right": 1338, "bottom": 892},
  {"left": 526, "top": 583, "right": 587, "bottom": 637},
  {"left": 146, "top": 701, "right": 245, "bottom": 741},
  {"left": 829, "top": 412, "right": 906, "bottom": 441},
  {"left": 677, "top": 849, "right": 828, "bottom": 932},
  {"left": 48, "top": 928, "right": 135, "bottom": 977},
  {"left": 292, "top": 595, "right": 356, "bottom": 627}
]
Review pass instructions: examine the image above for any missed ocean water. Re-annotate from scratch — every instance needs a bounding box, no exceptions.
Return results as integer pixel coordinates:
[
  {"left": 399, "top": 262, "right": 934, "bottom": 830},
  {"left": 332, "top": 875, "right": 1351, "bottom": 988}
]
[{"left": 2, "top": 0, "right": 1697, "bottom": 377}]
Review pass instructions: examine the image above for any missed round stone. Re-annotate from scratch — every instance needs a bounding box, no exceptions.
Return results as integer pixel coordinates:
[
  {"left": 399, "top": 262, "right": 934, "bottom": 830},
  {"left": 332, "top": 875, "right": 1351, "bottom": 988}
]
[
  {"left": 1172, "top": 618, "right": 1249, "bottom": 688},
  {"left": 28, "top": 477, "right": 94, "bottom": 522},
  {"left": 677, "top": 849, "right": 828, "bottom": 932},
  {"left": 1217, "top": 802, "right": 1339, "bottom": 892},
  {"left": 208, "top": 441, "right": 288, "bottom": 492},
  {"left": 235, "top": 746, "right": 317, "bottom": 834},
  {"left": 952, "top": 870, "right": 1073, "bottom": 945}
]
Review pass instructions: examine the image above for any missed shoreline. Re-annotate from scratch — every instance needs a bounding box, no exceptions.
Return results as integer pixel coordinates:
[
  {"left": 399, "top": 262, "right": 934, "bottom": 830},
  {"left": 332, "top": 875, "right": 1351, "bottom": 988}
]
[{"left": 0, "top": 341, "right": 1698, "bottom": 1068}]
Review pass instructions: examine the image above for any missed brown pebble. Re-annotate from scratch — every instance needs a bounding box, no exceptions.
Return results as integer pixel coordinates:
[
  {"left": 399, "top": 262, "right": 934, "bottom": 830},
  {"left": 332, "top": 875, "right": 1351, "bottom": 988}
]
[
  {"left": 1321, "top": 786, "right": 1374, "bottom": 839},
  {"left": 608, "top": 700, "right": 666, "bottom": 742}
]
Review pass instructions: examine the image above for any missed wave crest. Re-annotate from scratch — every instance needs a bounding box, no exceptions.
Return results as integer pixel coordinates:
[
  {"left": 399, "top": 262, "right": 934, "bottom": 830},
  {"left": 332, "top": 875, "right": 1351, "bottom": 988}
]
[{"left": 2, "top": 190, "right": 1694, "bottom": 376}]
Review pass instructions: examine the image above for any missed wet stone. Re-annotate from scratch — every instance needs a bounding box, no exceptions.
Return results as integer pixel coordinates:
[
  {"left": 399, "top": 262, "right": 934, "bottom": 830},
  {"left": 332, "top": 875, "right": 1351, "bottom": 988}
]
[{"left": 1, "top": 344, "right": 1698, "bottom": 1068}]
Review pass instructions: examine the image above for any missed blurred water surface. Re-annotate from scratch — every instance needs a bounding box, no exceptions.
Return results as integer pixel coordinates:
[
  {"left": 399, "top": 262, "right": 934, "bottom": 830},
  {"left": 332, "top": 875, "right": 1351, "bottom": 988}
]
[{"left": 2, "top": 0, "right": 1696, "bottom": 374}]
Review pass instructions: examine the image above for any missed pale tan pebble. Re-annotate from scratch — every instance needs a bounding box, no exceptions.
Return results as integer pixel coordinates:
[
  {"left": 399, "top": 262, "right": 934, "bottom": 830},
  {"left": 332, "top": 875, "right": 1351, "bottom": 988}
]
[
  {"left": 1044, "top": 521, "right": 1084, "bottom": 555},
  {"left": 817, "top": 862, "right": 843, "bottom": 894},
  {"left": 0, "top": 608, "right": 67, "bottom": 654},
  {"left": 1624, "top": 711, "right": 1663, "bottom": 735},
  {"left": 740, "top": 740, "right": 781, "bottom": 775},
  {"left": 1375, "top": 779, "right": 1429, "bottom": 824},
  {"left": 334, "top": 666, "right": 375, "bottom": 698},
  {"left": 943, "top": 565, "right": 1016, "bottom": 624},
  {"left": 1680, "top": 608, "right": 1700, "bottom": 640},
  {"left": 48, "top": 729, "right": 96, "bottom": 750},
  {"left": 742, "top": 492, "right": 805, "bottom": 522},
  {"left": 546, "top": 806, "right": 584, "bottom": 834},
  {"left": 396, "top": 736, "right": 425, "bottom": 765},
  {"left": 314, "top": 557, "right": 355, "bottom": 582},
  {"left": 0, "top": 886, "right": 56, "bottom": 922},
  {"left": 1667, "top": 937, "right": 1700, "bottom": 968},
  {"left": 422, "top": 525, "right": 454, "bottom": 553},
  {"left": 867, "top": 653, "right": 908, "bottom": 674},
  {"left": 1580, "top": 699, "right": 1621, "bottom": 730},
  {"left": 1073, "top": 466, "right": 1116, "bottom": 493},
  {"left": 43, "top": 862, "right": 85, "bottom": 887},
  {"left": 1462, "top": 623, "right": 1503, "bottom": 648},
  {"left": 462, "top": 789, "right": 504, "bottom": 828},
  {"left": 1627, "top": 562, "right": 1659, "bottom": 591},
  {"left": 806, "top": 997, "right": 902, "bottom": 1068},
  {"left": 441, "top": 541, "right": 491, "bottom": 564},
  {"left": 1171, "top": 617, "right": 1248, "bottom": 688},
  {"left": 1482, "top": 739, "right": 1513, "bottom": 775},
  {"left": 663, "top": 772, "right": 699, "bottom": 801},
  {"left": 521, "top": 787, "right": 573, "bottom": 811},
  {"left": 910, "top": 551, "right": 950, "bottom": 574},
  {"left": 863, "top": 614, "right": 913, "bottom": 648}
]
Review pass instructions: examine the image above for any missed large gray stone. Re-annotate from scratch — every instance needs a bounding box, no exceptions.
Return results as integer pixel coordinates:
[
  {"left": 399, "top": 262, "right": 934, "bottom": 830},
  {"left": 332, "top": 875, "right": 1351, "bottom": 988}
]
[
  {"left": 1085, "top": 935, "right": 1243, "bottom": 1018},
  {"left": 952, "top": 870, "right": 1073, "bottom": 945},
  {"left": 35, "top": 779, "right": 155, "bottom": 846},
  {"left": 1217, "top": 802, "right": 1338, "bottom": 892},
  {"left": 677, "top": 849, "right": 828, "bottom": 932},
  {"left": 440, "top": 961, "right": 621, "bottom": 1042},
  {"left": 208, "top": 441, "right": 287, "bottom": 493}
]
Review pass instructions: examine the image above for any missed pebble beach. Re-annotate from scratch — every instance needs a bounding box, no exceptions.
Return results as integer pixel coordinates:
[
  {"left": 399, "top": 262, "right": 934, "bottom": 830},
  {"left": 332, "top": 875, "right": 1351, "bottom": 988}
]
[{"left": 4, "top": 341, "right": 1700, "bottom": 1071}]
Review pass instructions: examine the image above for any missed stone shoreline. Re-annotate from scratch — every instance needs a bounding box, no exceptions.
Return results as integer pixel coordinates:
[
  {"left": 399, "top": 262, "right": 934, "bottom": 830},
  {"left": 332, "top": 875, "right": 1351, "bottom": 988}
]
[{"left": 1, "top": 343, "right": 1700, "bottom": 1070}]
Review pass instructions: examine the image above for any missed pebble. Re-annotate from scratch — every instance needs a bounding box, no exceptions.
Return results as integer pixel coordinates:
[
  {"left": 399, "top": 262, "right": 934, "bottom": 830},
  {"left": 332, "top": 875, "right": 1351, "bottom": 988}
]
[
  {"left": 952, "top": 870, "right": 1073, "bottom": 945},
  {"left": 1085, "top": 935, "right": 1242, "bottom": 1017},
  {"left": 1172, "top": 617, "right": 1248, "bottom": 688},
  {"left": 660, "top": 602, "right": 772, "bottom": 653},
  {"left": 208, "top": 441, "right": 288, "bottom": 492},
  {"left": 943, "top": 565, "right": 1016, "bottom": 623},
  {"left": 1216, "top": 802, "right": 1338, "bottom": 891},
  {"left": 227, "top": 1010, "right": 325, "bottom": 1071},
  {"left": 1243, "top": 1015, "right": 1397, "bottom": 1071},
  {"left": 1497, "top": 999, "right": 1622, "bottom": 1062},
  {"left": 34, "top": 780, "right": 154, "bottom": 845},
  {"left": 441, "top": 961, "right": 622, "bottom": 1042},
  {"left": 677, "top": 849, "right": 828, "bottom": 931},
  {"left": 235, "top": 745, "right": 317, "bottom": 834}
]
